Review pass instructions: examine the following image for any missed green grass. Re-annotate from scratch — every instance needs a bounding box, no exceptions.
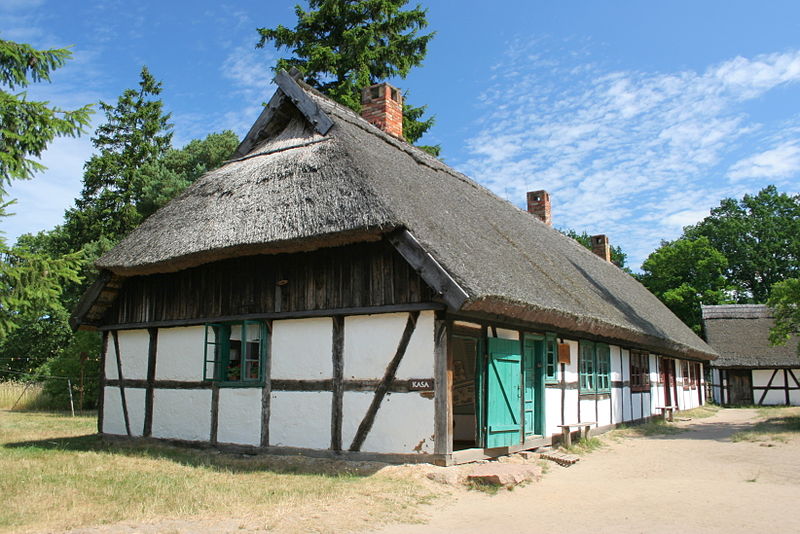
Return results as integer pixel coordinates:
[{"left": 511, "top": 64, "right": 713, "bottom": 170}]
[
  {"left": 0, "top": 410, "right": 435, "bottom": 533},
  {"left": 565, "top": 436, "right": 605, "bottom": 454},
  {"left": 678, "top": 405, "right": 720, "bottom": 419},
  {"left": 731, "top": 406, "right": 800, "bottom": 444},
  {"left": 612, "top": 418, "right": 685, "bottom": 438}
]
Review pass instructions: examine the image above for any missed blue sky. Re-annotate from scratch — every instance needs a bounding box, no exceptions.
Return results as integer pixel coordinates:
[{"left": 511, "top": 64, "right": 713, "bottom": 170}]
[{"left": 2, "top": 0, "right": 800, "bottom": 269}]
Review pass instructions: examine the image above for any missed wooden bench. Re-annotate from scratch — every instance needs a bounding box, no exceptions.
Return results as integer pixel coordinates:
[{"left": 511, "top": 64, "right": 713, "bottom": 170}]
[
  {"left": 557, "top": 421, "right": 596, "bottom": 448},
  {"left": 655, "top": 405, "right": 676, "bottom": 422}
]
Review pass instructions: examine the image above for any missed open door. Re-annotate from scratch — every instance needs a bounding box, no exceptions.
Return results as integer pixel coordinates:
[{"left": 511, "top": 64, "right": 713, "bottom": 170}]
[
  {"left": 523, "top": 335, "right": 545, "bottom": 437},
  {"left": 486, "top": 338, "right": 521, "bottom": 448}
]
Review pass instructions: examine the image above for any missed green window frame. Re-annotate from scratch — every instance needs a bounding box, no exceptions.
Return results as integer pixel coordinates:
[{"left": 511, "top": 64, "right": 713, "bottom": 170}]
[
  {"left": 544, "top": 333, "right": 558, "bottom": 382},
  {"left": 579, "top": 341, "right": 610, "bottom": 394},
  {"left": 204, "top": 320, "right": 267, "bottom": 385}
]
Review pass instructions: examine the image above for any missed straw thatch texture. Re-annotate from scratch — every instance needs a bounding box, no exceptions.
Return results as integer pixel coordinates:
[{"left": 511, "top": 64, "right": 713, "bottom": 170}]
[
  {"left": 702, "top": 305, "right": 799, "bottom": 368},
  {"left": 95, "top": 80, "right": 716, "bottom": 360}
]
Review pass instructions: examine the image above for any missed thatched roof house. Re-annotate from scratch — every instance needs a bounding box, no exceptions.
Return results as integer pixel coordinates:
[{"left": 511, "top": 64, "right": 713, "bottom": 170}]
[
  {"left": 75, "top": 71, "right": 716, "bottom": 463},
  {"left": 702, "top": 304, "right": 799, "bottom": 405},
  {"left": 702, "top": 305, "right": 798, "bottom": 368},
  {"left": 79, "top": 72, "right": 715, "bottom": 363}
]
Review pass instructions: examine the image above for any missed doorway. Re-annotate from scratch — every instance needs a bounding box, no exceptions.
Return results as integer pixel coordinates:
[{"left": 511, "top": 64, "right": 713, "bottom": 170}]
[
  {"left": 660, "top": 358, "right": 678, "bottom": 407},
  {"left": 727, "top": 370, "right": 753, "bottom": 405}
]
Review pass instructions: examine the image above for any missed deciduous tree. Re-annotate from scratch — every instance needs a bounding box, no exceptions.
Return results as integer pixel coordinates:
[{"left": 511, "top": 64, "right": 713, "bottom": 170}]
[{"left": 767, "top": 278, "right": 800, "bottom": 355}]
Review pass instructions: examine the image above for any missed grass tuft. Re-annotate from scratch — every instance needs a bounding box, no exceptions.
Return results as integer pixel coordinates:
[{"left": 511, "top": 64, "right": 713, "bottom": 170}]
[
  {"left": 565, "top": 436, "right": 604, "bottom": 455},
  {"left": 612, "top": 418, "right": 684, "bottom": 438},
  {"left": 731, "top": 407, "right": 800, "bottom": 444}
]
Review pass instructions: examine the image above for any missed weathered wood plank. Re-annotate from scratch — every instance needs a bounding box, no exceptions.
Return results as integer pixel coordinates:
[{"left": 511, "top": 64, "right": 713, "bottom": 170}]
[
  {"left": 433, "top": 315, "right": 452, "bottom": 455},
  {"left": 388, "top": 229, "right": 468, "bottom": 310},
  {"left": 261, "top": 320, "right": 273, "bottom": 447},
  {"left": 331, "top": 316, "right": 344, "bottom": 451},
  {"left": 143, "top": 328, "right": 158, "bottom": 437},
  {"left": 210, "top": 383, "right": 220, "bottom": 444},
  {"left": 274, "top": 70, "right": 334, "bottom": 135},
  {"left": 350, "top": 311, "right": 420, "bottom": 451}
]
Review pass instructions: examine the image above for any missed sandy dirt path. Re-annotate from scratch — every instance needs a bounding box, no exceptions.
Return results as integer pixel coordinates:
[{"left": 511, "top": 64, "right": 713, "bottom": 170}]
[{"left": 373, "top": 408, "right": 800, "bottom": 534}]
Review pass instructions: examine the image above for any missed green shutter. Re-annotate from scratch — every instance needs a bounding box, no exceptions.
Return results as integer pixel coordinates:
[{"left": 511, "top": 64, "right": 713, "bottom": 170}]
[{"left": 486, "top": 338, "right": 522, "bottom": 448}]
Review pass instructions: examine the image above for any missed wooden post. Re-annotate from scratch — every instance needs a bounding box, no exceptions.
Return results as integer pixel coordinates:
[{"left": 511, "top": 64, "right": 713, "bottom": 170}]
[
  {"left": 143, "top": 328, "right": 158, "bottom": 437},
  {"left": 98, "top": 331, "right": 108, "bottom": 434},
  {"left": 331, "top": 316, "right": 344, "bottom": 451},
  {"left": 433, "top": 314, "right": 452, "bottom": 456},
  {"left": 784, "top": 369, "right": 790, "bottom": 406},
  {"left": 260, "top": 320, "right": 273, "bottom": 448}
]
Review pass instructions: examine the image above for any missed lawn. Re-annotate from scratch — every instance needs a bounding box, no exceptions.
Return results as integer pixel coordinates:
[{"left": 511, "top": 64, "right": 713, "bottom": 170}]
[{"left": 0, "top": 410, "right": 435, "bottom": 533}]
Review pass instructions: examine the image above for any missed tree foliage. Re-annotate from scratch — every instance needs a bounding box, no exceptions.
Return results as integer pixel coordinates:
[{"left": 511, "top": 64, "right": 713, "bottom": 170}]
[
  {"left": 767, "top": 278, "right": 800, "bottom": 355},
  {"left": 0, "top": 38, "right": 93, "bottom": 185},
  {"left": 63, "top": 66, "right": 173, "bottom": 249},
  {"left": 257, "top": 0, "right": 437, "bottom": 148},
  {"left": 639, "top": 237, "right": 732, "bottom": 334},
  {"left": 0, "top": 38, "right": 89, "bottom": 338},
  {"left": 685, "top": 186, "right": 800, "bottom": 303}
]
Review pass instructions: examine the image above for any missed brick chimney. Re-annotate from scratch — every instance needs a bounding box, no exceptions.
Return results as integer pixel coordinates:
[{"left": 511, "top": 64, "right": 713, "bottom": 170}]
[
  {"left": 361, "top": 82, "right": 403, "bottom": 139},
  {"left": 527, "top": 190, "right": 552, "bottom": 226},
  {"left": 591, "top": 234, "right": 612, "bottom": 262}
]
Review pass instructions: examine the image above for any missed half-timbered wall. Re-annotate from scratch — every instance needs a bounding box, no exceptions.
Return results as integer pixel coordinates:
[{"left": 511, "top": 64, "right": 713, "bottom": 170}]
[
  {"left": 101, "top": 311, "right": 436, "bottom": 456},
  {"left": 712, "top": 368, "right": 800, "bottom": 406},
  {"left": 106, "top": 242, "right": 434, "bottom": 326}
]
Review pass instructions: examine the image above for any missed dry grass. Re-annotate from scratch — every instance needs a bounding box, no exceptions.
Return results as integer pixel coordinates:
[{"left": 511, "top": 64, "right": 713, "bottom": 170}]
[
  {"left": 731, "top": 406, "right": 800, "bottom": 444},
  {"left": 565, "top": 436, "right": 605, "bottom": 455},
  {"left": 0, "top": 410, "right": 436, "bottom": 533},
  {"left": 0, "top": 382, "right": 52, "bottom": 411}
]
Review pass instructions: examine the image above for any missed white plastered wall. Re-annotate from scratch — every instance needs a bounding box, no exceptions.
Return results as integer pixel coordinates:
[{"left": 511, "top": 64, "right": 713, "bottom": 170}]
[
  {"left": 610, "top": 345, "right": 623, "bottom": 423},
  {"left": 271, "top": 318, "right": 333, "bottom": 379},
  {"left": 344, "top": 311, "right": 434, "bottom": 379},
  {"left": 151, "top": 388, "right": 211, "bottom": 442},
  {"left": 155, "top": 326, "right": 205, "bottom": 381},
  {"left": 754, "top": 369, "right": 786, "bottom": 405},
  {"left": 342, "top": 391, "right": 434, "bottom": 453},
  {"left": 269, "top": 391, "right": 331, "bottom": 449},
  {"left": 561, "top": 340, "right": 579, "bottom": 427},
  {"left": 105, "top": 329, "right": 149, "bottom": 380},
  {"left": 217, "top": 388, "right": 262, "bottom": 446},
  {"left": 102, "top": 387, "right": 146, "bottom": 436}
]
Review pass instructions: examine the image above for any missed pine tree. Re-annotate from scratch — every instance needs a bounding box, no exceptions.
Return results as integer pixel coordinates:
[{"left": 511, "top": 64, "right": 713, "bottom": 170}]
[
  {"left": 257, "top": 0, "right": 438, "bottom": 152},
  {"left": 64, "top": 66, "right": 173, "bottom": 249},
  {"left": 0, "top": 38, "right": 89, "bottom": 337},
  {"left": 0, "top": 38, "right": 92, "bottom": 186}
]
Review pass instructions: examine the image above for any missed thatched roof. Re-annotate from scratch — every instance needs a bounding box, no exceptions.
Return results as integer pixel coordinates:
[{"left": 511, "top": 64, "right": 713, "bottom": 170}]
[
  {"left": 91, "top": 72, "right": 716, "bottom": 361},
  {"left": 702, "top": 305, "right": 799, "bottom": 368}
]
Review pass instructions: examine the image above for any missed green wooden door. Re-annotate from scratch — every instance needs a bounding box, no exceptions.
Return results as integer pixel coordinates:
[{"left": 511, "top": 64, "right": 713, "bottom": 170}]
[
  {"left": 523, "top": 336, "right": 543, "bottom": 437},
  {"left": 486, "top": 338, "right": 521, "bottom": 448}
]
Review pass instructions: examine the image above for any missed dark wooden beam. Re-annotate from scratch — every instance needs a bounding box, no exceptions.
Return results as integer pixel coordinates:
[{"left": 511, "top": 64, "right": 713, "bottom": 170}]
[
  {"left": 433, "top": 315, "right": 452, "bottom": 455},
  {"left": 99, "top": 302, "right": 444, "bottom": 331},
  {"left": 233, "top": 89, "right": 287, "bottom": 158},
  {"left": 350, "top": 311, "right": 420, "bottom": 452},
  {"left": 388, "top": 229, "right": 469, "bottom": 311},
  {"left": 111, "top": 330, "right": 132, "bottom": 437},
  {"left": 143, "top": 328, "right": 158, "bottom": 437},
  {"left": 331, "top": 316, "right": 344, "bottom": 452},
  {"left": 69, "top": 270, "right": 112, "bottom": 330},
  {"left": 210, "top": 383, "right": 220, "bottom": 445},
  {"left": 757, "top": 369, "right": 778, "bottom": 406},
  {"left": 261, "top": 320, "right": 273, "bottom": 448},
  {"left": 274, "top": 70, "right": 334, "bottom": 135},
  {"left": 785, "top": 369, "right": 791, "bottom": 405},
  {"left": 98, "top": 331, "right": 108, "bottom": 434}
]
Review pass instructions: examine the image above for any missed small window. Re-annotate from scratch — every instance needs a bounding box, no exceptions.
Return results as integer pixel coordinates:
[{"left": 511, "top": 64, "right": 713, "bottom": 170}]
[
  {"left": 681, "top": 361, "right": 690, "bottom": 390},
  {"left": 204, "top": 321, "right": 267, "bottom": 385},
  {"left": 579, "top": 341, "right": 610, "bottom": 394},
  {"left": 544, "top": 333, "right": 558, "bottom": 382},
  {"left": 629, "top": 350, "right": 651, "bottom": 392}
]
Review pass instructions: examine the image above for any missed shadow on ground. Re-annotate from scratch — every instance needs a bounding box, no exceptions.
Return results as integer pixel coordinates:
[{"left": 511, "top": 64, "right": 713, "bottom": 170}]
[{"left": 3, "top": 433, "right": 386, "bottom": 477}]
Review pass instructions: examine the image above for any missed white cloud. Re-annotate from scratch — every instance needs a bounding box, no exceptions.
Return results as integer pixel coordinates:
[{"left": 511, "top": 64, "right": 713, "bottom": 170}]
[
  {"left": 459, "top": 42, "right": 800, "bottom": 269},
  {"left": 728, "top": 141, "right": 800, "bottom": 181}
]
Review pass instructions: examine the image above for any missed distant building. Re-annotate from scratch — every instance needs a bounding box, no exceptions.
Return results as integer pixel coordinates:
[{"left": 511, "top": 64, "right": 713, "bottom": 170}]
[{"left": 702, "top": 304, "right": 800, "bottom": 405}]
